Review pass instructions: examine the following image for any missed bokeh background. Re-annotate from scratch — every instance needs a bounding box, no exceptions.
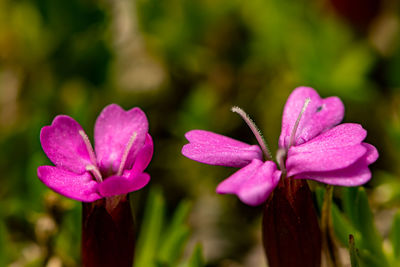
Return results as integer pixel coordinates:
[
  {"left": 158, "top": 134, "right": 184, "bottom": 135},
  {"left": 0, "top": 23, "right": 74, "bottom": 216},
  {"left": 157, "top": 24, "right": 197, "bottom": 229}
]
[{"left": 1, "top": 0, "right": 400, "bottom": 266}]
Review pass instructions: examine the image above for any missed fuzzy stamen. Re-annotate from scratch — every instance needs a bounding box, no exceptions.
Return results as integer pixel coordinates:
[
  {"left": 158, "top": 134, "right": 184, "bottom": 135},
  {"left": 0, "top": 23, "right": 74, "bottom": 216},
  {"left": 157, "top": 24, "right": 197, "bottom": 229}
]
[
  {"left": 117, "top": 132, "right": 138, "bottom": 176},
  {"left": 79, "top": 130, "right": 98, "bottom": 165},
  {"left": 231, "top": 106, "right": 273, "bottom": 161},
  {"left": 288, "top": 98, "right": 310, "bottom": 149}
]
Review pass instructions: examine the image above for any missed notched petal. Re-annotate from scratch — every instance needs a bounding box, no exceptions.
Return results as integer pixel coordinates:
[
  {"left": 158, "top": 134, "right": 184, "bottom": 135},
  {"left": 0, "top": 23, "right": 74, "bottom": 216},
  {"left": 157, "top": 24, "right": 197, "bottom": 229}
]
[
  {"left": 294, "top": 142, "right": 379, "bottom": 186},
  {"left": 279, "top": 87, "right": 344, "bottom": 148},
  {"left": 290, "top": 123, "right": 367, "bottom": 153},
  {"left": 287, "top": 145, "right": 367, "bottom": 176},
  {"left": 286, "top": 123, "right": 371, "bottom": 176},
  {"left": 40, "top": 115, "right": 94, "bottom": 174},
  {"left": 129, "top": 134, "right": 153, "bottom": 173},
  {"left": 182, "top": 130, "right": 263, "bottom": 168},
  {"left": 94, "top": 104, "right": 149, "bottom": 173},
  {"left": 185, "top": 130, "right": 253, "bottom": 148}
]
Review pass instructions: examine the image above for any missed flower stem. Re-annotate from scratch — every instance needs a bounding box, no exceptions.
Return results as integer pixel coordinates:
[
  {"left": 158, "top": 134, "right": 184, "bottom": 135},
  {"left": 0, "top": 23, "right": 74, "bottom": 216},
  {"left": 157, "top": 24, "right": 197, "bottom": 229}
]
[
  {"left": 321, "top": 185, "right": 342, "bottom": 267},
  {"left": 231, "top": 106, "right": 273, "bottom": 161}
]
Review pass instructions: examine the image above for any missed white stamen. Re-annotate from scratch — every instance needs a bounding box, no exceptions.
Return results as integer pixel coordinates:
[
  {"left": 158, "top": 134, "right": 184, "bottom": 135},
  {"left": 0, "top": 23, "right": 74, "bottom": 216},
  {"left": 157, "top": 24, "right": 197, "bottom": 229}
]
[
  {"left": 86, "top": 164, "right": 103, "bottom": 183},
  {"left": 288, "top": 98, "right": 311, "bottom": 149},
  {"left": 231, "top": 106, "right": 272, "bottom": 161},
  {"left": 79, "top": 130, "right": 103, "bottom": 182},
  {"left": 117, "top": 132, "right": 138, "bottom": 176},
  {"left": 79, "top": 130, "right": 97, "bottom": 165}
]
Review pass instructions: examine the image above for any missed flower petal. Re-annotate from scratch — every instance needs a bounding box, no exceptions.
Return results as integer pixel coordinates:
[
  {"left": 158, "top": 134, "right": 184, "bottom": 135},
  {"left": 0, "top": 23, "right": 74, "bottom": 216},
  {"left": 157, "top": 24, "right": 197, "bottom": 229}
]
[
  {"left": 37, "top": 166, "right": 101, "bottom": 202},
  {"left": 279, "top": 87, "right": 344, "bottom": 148},
  {"left": 287, "top": 145, "right": 367, "bottom": 176},
  {"left": 289, "top": 123, "right": 367, "bottom": 153},
  {"left": 362, "top": 143, "right": 379, "bottom": 164},
  {"left": 40, "top": 115, "right": 94, "bottom": 174},
  {"left": 98, "top": 173, "right": 150, "bottom": 197},
  {"left": 94, "top": 104, "right": 148, "bottom": 173},
  {"left": 294, "top": 143, "right": 378, "bottom": 186},
  {"left": 129, "top": 134, "right": 153, "bottom": 173},
  {"left": 182, "top": 130, "right": 263, "bottom": 168},
  {"left": 216, "top": 159, "right": 281, "bottom": 206},
  {"left": 286, "top": 124, "right": 368, "bottom": 176}
]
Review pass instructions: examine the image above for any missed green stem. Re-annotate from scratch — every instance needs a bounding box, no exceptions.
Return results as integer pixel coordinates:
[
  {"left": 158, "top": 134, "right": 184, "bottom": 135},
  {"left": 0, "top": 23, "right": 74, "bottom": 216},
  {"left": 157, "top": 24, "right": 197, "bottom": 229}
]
[{"left": 321, "top": 185, "right": 342, "bottom": 267}]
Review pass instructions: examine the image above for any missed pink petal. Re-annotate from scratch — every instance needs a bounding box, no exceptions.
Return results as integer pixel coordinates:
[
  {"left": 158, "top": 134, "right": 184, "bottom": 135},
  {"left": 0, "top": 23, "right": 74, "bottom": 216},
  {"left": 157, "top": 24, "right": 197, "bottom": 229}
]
[
  {"left": 286, "top": 124, "right": 368, "bottom": 176},
  {"left": 37, "top": 166, "right": 101, "bottom": 202},
  {"left": 40, "top": 115, "right": 94, "bottom": 174},
  {"left": 129, "top": 134, "right": 153, "bottom": 173},
  {"left": 287, "top": 145, "right": 367, "bottom": 176},
  {"left": 116, "top": 134, "right": 152, "bottom": 187},
  {"left": 279, "top": 87, "right": 344, "bottom": 148},
  {"left": 182, "top": 130, "right": 263, "bottom": 168},
  {"left": 216, "top": 159, "right": 281, "bottom": 206},
  {"left": 362, "top": 143, "right": 379, "bottom": 164},
  {"left": 294, "top": 143, "right": 378, "bottom": 186},
  {"left": 98, "top": 173, "right": 150, "bottom": 197},
  {"left": 289, "top": 123, "right": 366, "bottom": 153},
  {"left": 94, "top": 104, "right": 148, "bottom": 173}
]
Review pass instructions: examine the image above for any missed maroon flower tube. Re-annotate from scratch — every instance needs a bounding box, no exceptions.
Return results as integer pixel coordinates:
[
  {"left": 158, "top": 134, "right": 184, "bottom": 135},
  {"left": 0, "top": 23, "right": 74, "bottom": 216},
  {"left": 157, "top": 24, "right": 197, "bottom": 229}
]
[
  {"left": 82, "top": 197, "right": 135, "bottom": 267},
  {"left": 262, "top": 178, "right": 321, "bottom": 267}
]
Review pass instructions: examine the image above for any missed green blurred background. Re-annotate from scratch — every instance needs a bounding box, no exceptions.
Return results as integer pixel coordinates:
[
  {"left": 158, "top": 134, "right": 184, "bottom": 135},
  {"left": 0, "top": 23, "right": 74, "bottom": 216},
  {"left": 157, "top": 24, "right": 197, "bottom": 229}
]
[{"left": 1, "top": 0, "right": 400, "bottom": 266}]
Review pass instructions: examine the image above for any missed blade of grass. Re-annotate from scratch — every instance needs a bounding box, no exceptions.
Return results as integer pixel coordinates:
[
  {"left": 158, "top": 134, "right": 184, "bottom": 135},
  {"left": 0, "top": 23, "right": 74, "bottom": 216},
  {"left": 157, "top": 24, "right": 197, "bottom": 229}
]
[{"left": 134, "top": 188, "right": 166, "bottom": 267}]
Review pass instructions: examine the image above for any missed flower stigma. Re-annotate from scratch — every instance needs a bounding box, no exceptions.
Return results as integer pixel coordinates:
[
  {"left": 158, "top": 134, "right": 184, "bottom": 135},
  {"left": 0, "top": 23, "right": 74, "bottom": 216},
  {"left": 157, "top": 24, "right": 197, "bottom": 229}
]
[
  {"left": 79, "top": 130, "right": 97, "bottom": 164},
  {"left": 117, "top": 132, "right": 138, "bottom": 176},
  {"left": 288, "top": 98, "right": 311, "bottom": 149},
  {"left": 79, "top": 130, "right": 103, "bottom": 182},
  {"left": 231, "top": 106, "right": 272, "bottom": 161},
  {"left": 276, "top": 97, "right": 311, "bottom": 176}
]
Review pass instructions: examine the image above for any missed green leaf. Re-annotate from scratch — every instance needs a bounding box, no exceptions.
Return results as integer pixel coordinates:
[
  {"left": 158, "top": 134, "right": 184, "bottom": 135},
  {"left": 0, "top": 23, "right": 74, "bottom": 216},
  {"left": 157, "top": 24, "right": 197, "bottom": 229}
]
[
  {"left": 331, "top": 201, "right": 359, "bottom": 247},
  {"left": 390, "top": 211, "right": 400, "bottom": 260},
  {"left": 187, "top": 244, "right": 204, "bottom": 267},
  {"left": 355, "top": 188, "right": 384, "bottom": 254},
  {"left": 315, "top": 186, "right": 325, "bottom": 211},
  {"left": 179, "top": 244, "right": 204, "bottom": 267},
  {"left": 349, "top": 234, "right": 360, "bottom": 267},
  {"left": 358, "top": 249, "right": 387, "bottom": 267},
  {"left": 158, "top": 200, "right": 192, "bottom": 264},
  {"left": 342, "top": 187, "right": 388, "bottom": 266},
  {"left": 0, "top": 216, "right": 7, "bottom": 266},
  {"left": 342, "top": 187, "right": 359, "bottom": 226},
  {"left": 315, "top": 186, "right": 359, "bottom": 246},
  {"left": 134, "top": 188, "right": 166, "bottom": 267},
  {"left": 134, "top": 189, "right": 200, "bottom": 267}
]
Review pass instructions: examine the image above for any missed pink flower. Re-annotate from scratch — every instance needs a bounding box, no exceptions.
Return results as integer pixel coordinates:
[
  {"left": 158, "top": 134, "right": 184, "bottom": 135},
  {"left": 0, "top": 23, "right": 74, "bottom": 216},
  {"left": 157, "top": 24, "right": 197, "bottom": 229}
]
[
  {"left": 37, "top": 104, "right": 153, "bottom": 202},
  {"left": 182, "top": 87, "right": 378, "bottom": 206}
]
